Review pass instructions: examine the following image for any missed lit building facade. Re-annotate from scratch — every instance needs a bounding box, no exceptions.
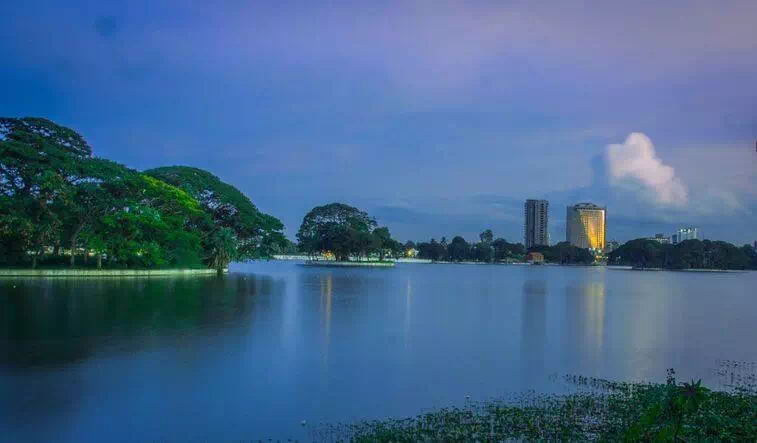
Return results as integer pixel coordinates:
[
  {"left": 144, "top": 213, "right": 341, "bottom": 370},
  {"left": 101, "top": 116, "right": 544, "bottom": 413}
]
[
  {"left": 566, "top": 203, "right": 606, "bottom": 250},
  {"left": 524, "top": 199, "right": 549, "bottom": 249},
  {"left": 672, "top": 227, "right": 698, "bottom": 244}
]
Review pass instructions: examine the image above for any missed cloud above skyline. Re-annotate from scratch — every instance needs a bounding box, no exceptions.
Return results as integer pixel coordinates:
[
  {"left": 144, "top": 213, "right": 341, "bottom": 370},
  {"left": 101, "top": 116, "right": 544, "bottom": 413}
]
[
  {"left": 1, "top": 0, "right": 755, "bottom": 244},
  {"left": 606, "top": 133, "right": 688, "bottom": 207}
]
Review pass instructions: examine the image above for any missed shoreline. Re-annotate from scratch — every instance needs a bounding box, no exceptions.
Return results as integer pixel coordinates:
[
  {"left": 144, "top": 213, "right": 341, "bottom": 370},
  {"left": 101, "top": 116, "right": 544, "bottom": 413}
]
[
  {"left": 608, "top": 266, "right": 748, "bottom": 273},
  {"left": 300, "top": 261, "right": 395, "bottom": 268},
  {"left": 0, "top": 268, "right": 226, "bottom": 278}
]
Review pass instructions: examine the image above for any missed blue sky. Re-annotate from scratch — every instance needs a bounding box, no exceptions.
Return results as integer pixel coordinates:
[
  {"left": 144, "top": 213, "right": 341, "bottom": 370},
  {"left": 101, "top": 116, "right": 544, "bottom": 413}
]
[{"left": 2, "top": 1, "right": 756, "bottom": 244}]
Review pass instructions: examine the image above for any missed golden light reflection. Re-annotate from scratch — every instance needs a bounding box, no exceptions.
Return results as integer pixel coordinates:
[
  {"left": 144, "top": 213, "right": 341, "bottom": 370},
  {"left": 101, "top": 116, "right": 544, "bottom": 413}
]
[{"left": 582, "top": 282, "right": 605, "bottom": 357}]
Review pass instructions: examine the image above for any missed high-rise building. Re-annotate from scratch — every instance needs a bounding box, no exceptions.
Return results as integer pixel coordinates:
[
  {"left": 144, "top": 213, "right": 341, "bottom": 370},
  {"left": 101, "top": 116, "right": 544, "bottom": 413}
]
[
  {"left": 672, "top": 227, "right": 698, "bottom": 244},
  {"left": 524, "top": 199, "right": 549, "bottom": 249},
  {"left": 566, "top": 203, "right": 606, "bottom": 250}
]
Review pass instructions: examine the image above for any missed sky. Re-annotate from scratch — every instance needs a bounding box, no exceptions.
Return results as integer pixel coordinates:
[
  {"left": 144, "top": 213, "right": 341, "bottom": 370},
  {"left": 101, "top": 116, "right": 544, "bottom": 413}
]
[{"left": 2, "top": 0, "right": 756, "bottom": 244}]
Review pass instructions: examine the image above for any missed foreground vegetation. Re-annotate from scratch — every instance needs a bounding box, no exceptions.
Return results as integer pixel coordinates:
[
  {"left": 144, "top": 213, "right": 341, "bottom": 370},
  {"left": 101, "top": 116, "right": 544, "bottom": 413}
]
[
  {"left": 315, "top": 367, "right": 756, "bottom": 441},
  {"left": 0, "top": 118, "right": 286, "bottom": 271}
]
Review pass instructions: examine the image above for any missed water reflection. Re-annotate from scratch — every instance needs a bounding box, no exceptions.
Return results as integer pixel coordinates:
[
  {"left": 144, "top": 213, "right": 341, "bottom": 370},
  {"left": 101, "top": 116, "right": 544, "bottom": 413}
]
[
  {"left": 564, "top": 281, "right": 606, "bottom": 364},
  {"left": 320, "top": 273, "right": 333, "bottom": 371},
  {"left": 521, "top": 280, "right": 547, "bottom": 377},
  {"left": 0, "top": 274, "right": 280, "bottom": 367},
  {"left": 404, "top": 279, "right": 412, "bottom": 351}
]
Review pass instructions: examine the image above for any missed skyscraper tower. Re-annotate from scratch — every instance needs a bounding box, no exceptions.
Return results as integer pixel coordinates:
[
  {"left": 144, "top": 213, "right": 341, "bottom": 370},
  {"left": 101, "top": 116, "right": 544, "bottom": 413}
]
[
  {"left": 566, "top": 203, "right": 606, "bottom": 250},
  {"left": 524, "top": 199, "right": 549, "bottom": 249}
]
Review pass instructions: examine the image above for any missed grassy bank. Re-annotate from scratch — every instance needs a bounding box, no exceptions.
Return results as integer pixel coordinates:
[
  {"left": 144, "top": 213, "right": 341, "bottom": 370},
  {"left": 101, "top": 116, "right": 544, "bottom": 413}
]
[{"left": 314, "top": 368, "right": 756, "bottom": 441}]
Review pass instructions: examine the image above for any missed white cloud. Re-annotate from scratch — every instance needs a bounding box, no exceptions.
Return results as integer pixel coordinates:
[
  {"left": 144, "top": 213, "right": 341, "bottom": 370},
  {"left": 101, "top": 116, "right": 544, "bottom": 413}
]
[{"left": 606, "top": 133, "right": 688, "bottom": 206}]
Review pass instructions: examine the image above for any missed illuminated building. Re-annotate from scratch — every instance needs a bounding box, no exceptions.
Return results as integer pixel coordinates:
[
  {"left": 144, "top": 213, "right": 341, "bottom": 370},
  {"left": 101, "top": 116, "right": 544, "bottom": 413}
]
[
  {"left": 566, "top": 203, "right": 606, "bottom": 250},
  {"left": 672, "top": 227, "right": 698, "bottom": 244},
  {"left": 524, "top": 199, "right": 549, "bottom": 248}
]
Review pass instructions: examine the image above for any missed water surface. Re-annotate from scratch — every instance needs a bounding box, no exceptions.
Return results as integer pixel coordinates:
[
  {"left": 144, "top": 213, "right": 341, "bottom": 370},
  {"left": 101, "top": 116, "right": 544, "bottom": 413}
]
[{"left": 1, "top": 262, "right": 755, "bottom": 441}]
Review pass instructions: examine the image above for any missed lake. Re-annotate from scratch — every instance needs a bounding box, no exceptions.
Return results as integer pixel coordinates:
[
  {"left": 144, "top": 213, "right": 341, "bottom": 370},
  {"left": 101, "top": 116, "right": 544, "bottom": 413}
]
[{"left": 1, "top": 262, "right": 755, "bottom": 441}]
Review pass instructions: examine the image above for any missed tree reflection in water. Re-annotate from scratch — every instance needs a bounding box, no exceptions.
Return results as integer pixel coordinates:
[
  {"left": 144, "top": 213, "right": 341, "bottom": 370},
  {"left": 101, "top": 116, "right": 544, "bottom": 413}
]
[{"left": 0, "top": 274, "right": 281, "bottom": 367}]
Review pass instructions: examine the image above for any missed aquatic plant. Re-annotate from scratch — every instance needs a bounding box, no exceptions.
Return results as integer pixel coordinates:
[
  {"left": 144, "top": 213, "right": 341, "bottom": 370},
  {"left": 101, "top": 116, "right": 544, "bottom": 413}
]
[{"left": 311, "top": 363, "right": 757, "bottom": 441}]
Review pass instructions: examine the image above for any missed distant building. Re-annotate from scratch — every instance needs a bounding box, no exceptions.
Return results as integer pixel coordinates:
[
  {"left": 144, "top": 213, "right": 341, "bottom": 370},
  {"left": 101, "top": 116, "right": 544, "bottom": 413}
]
[
  {"left": 524, "top": 199, "right": 549, "bottom": 249},
  {"left": 647, "top": 233, "right": 671, "bottom": 244},
  {"left": 672, "top": 227, "right": 698, "bottom": 244},
  {"left": 566, "top": 203, "right": 606, "bottom": 250},
  {"left": 525, "top": 251, "right": 545, "bottom": 264}
]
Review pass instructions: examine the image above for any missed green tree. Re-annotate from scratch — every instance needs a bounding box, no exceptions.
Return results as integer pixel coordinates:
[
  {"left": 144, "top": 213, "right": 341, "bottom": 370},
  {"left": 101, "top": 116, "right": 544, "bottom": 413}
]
[
  {"left": 145, "top": 166, "right": 285, "bottom": 261},
  {"left": 448, "top": 236, "right": 471, "bottom": 262},
  {"left": 1, "top": 118, "right": 94, "bottom": 267},
  {"left": 0, "top": 118, "right": 226, "bottom": 270},
  {"left": 479, "top": 229, "right": 494, "bottom": 244},
  {"left": 296, "top": 203, "right": 377, "bottom": 260},
  {"left": 372, "top": 227, "right": 393, "bottom": 261},
  {"left": 207, "top": 227, "right": 237, "bottom": 275}
]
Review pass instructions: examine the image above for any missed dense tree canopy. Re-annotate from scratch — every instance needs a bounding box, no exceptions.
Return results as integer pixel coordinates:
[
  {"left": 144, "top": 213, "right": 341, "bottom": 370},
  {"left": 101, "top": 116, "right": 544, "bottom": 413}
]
[
  {"left": 415, "top": 230, "right": 527, "bottom": 263},
  {"left": 609, "top": 239, "right": 756, "bottom": 270},
  {"left": 145, "top": 166, "right": 286, "bottom": 261},
  {"left": 296, "top": 203, "right": 401, "bottom": 261},
  {"left": 1, "top": 117, "right": 284, "bottom": 270}
]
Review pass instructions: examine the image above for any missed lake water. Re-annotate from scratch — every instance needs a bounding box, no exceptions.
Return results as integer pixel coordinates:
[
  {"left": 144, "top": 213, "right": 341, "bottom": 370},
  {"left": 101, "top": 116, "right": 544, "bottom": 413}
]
[{"left": 1, "top": 262, "right": 755, "bottom": 441}]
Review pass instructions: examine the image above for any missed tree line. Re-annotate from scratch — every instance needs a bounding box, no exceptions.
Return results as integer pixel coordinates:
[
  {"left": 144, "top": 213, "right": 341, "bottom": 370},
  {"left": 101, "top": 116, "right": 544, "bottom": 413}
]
[
  {"left": 295, "top": 208, "right": 598, "bottom": 265},
  {"left": 608, "top": 238, "right": 757, "bottom": 270},
  {"left": 410, "top": 230, "right": 526, "bottom": 262},
  {"left": 0, "top": 118, "right": 286, "bottom": 272}
]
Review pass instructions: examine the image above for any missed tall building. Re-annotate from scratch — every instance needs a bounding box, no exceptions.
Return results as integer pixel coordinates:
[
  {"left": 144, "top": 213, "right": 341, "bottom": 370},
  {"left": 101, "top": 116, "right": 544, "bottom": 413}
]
[
  {"left": 672, "top": 227, "right": 698, "bottom": 244},
  {"left": 524, "top": 199, "right": 549, "bottom": 249},
  {"left": 566, "top": 203, "right": 606, "bottom": 250}
]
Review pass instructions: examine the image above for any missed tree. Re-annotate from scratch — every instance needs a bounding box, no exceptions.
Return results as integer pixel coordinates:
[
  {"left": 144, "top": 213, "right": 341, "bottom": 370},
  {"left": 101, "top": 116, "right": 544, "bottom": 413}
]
[
  {"left": 208, "top": 227, "right": 237, "bottom": 275},
  {"left": 372, "top": 227, "right": 393, "bottom": 261},
  {"left": 417, "top": 238, "right": 448, "bottom": 261},
  {"left": 1, "top": 118, "right": 96, "bottom": 267},
  {"left": 296, "top": 203, "right": 378, "bottom": 260},
  {"left": 448, "top": 236, "right": 471, "bottom": 262},
  {"left": 145, "top": 166, "right": 285, "bottom": 260},
  {"left": 1, "top": 118, "right": 263, "bottom": 271},
  {"left": 479, "top": 229, "right": 494, "bottom": 244},
  {"left": 608, "top": 238, "right": 754, "bottom": 270}
]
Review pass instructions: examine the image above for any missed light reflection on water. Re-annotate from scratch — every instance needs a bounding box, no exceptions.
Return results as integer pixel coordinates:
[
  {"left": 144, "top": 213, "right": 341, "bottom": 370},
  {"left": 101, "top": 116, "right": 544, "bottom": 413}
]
[{"left": 1, "top": 263, "right": 755, "bottom": 441}]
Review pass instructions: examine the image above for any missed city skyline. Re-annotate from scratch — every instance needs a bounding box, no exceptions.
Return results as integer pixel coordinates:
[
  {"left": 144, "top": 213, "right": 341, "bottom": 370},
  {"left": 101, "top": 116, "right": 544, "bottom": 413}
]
[{"left": 1, "top": 1, "right": 755, "bottom": 244}]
